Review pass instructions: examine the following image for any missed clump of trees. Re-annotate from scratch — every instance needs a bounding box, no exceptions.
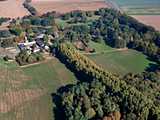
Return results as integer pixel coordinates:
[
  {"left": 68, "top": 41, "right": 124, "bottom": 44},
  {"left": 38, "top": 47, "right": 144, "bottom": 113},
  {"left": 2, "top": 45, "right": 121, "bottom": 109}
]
[
  {"left": 89, "top": 8, "right": 160, "bottom": 62},
  {"left": 54, "top": 43, "right": 160, "bottom": 120},
  {"left": 64, "top": 24, "right": 91, "bottom": 43},
  {"left": 23, "top": 0, "right": 37, "bottom": 15},
  {"left": 16, "top": 50, "right": 44, "bottom": 66},
  {"left": 9, "top": 25, "right": 23, "bottom": 36},
  {"left": 61, "top": 10, "right": 91, "bottom": 23},
  {"left": 0, "top": 17, "right": 10, "bottom": 25},
  {"left": 57, "top": 8, "right": 160, "bottom": 62},
  {"left": 0, "top": 30, "right": 11, "bottom": 38},
  {"left": 0, "top": 38, "right": 14, "bottom": 48}
]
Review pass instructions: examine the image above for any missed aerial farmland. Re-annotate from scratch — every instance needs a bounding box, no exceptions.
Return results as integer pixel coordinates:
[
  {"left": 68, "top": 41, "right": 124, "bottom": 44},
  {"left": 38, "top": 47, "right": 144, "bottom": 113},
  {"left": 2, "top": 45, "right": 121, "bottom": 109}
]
[{"left": 0, "top": 0, "right": 160, "bottom": 120}]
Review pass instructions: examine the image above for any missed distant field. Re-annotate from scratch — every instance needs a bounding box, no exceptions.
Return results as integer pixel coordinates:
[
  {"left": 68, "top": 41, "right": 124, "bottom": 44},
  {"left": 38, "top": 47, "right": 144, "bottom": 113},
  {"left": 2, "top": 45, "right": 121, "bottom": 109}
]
[
  {"left": 0, "top": 58, "right": 77, "bottom": 120},
  {"left": 132, "top": 15, "right": 160, "bottom": 31},
  {"left": 31, "top": 0, "right": 109, "bottom": 15},
  {"left": 123, "top": 7, "right": 160, "bottom": 15},
  {"left": 86, "top": 41, "right": 155, "bottom": 75},
  {"left": 111, "top": 0, "right": 160, "bottom": 8},
  {"left": 0, "top": 0, "right": 29, "bottom": 18},
  {"left": 108, "top": 0, "right": 160, "bottom": 30}
]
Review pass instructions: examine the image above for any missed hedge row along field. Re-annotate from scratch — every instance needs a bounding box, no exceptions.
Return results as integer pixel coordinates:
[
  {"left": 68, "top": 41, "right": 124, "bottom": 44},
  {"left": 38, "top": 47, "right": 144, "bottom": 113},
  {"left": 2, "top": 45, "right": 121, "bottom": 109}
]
[{"left": 56, "top": 43, "right": 160, "bottom": 120}]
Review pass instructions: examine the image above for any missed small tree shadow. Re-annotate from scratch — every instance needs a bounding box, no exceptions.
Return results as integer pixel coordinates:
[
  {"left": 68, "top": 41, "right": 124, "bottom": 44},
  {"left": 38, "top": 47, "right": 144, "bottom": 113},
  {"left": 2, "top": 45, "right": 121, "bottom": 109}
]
[
  {"left": 145, "top": 56, "right": 159, "bottom": 72},
  {"left": 56, "top": 53, "right": 93, "bottom": 82}
]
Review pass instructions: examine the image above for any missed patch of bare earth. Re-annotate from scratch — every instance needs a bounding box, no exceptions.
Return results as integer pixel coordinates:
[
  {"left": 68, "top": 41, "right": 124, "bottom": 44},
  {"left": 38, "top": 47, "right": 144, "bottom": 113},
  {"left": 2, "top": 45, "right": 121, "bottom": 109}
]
[
  {"left": 132, "top": 15, "right": 160, "bottom": 31},
  {"left": 0, "top": 0, "right": 29, "bottom": 18},
  {"left": 31, "top": 0, "right": 110, "bottom": 15}
]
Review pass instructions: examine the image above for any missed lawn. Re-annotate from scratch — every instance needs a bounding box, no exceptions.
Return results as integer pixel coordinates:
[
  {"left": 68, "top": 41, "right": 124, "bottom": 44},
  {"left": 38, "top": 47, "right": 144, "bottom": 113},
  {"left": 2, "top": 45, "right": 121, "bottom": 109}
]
[
  {"left": 86, "top": 41, "right": 156, "bottom": 75},
  {"left": 0, "top": 58, "right": 77, "bottom": 120},
  {"left": 0, "top": 58, "right": 18, "bottom": 69},
  {"left": 88, "top": 40, "right": 113, "bottom": 53}
]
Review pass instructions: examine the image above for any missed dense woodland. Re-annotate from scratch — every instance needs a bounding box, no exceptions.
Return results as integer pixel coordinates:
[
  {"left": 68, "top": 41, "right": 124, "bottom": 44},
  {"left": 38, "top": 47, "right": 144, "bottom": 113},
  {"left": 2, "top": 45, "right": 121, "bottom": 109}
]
[
  {"left": 54, "top": 43, "right": 160, "bottom": 120},
  {"left": 52, "top": 9, "right": 160, "bottom": 120}
]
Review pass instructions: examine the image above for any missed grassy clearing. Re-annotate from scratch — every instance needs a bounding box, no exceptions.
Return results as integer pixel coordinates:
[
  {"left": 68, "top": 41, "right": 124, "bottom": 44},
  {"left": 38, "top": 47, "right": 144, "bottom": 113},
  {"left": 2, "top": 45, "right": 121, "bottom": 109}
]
[
  {"left": 22, "top": 58, "right": 76, "bottom": 91},
  {"left": 0, "top": 58, "right": 77, "bottom": 120},
  {"left": 86, "top": 41, "right": 155, "bottom": 75},
  {"left": 55, "top": 15, "right": 100, "bottom": 28},
  {"left": 0, "top": 58, "right": 18, "bottom": 69},
  {"left": 88, "top": 41, "right": 113, "bottom": 52}
]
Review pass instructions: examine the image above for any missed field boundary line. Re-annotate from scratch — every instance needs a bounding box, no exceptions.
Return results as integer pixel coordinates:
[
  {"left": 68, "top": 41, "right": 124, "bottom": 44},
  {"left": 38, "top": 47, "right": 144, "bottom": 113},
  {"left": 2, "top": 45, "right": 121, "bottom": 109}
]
[{"left": 82, "top": 48, "right": 128, "bottom": 55}]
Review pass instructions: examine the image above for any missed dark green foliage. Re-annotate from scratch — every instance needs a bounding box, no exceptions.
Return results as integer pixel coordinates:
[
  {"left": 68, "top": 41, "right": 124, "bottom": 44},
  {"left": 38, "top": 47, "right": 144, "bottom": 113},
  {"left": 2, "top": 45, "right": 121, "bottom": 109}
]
[
  {"left": 15, "top": 50, "right": 44, "bottom": 66},
  {"left": 0, "top": 17, "right": 10, "bottom": 25},
  {"left": 89, "top": 8, "right": 160, "bottom": 62},
  {"left": 23, "top": 0, "right": 37, "bottom": 15},
  {"left": 0, "top": 38, "right": 14, "bottom": 48},
  {"left": 0, "top": 30, "right": 11, "bottom": 38},
  {"left": 30, "top": 17, "right": 42, "bottom": 26},
  {"left": 64, "top": 24, "right": 90, "bottom": 43},
  {"left": 10, "top": 27, "right": 23, "bottom": 36},
  {"left": 29, "top": 16, "right": 53, "bottom": 26},
  {"left": 123, "top": 71, "right": 160, "bottom": 106},
  {"left": 55, "top": 43, "right": 160, "bottom": 120}
]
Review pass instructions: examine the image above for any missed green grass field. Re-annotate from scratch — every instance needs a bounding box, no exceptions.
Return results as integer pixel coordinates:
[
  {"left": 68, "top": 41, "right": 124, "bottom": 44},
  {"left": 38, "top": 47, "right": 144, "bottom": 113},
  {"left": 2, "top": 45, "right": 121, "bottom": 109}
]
[
  {"left": 86, "top": 41, "right": 155, "bottom": 75},
  {"left": 55, "top": 15, "right": 100, "bottom": 28},
  {"left": 0, "top": 58, "right": 77, "bottom": 120}
]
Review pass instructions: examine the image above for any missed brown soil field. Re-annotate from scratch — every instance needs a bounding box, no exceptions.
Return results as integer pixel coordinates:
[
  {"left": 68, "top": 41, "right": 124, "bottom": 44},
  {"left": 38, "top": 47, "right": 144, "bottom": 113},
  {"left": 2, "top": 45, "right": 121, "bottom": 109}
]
[
  {"left": 31, "top": 0, "right": 110, "bottom": 14},
  {"left": 0, "top": 0, "right": 29, "bottom": 18},
  {"left": 0, "top": 68, "right": 45, "bottom": 114},
  {"left": 132, "top": 15, "right": 160, "bottom": 31},
  {"left": 0, "top": 89, "right": 44, "bottom": 113}
]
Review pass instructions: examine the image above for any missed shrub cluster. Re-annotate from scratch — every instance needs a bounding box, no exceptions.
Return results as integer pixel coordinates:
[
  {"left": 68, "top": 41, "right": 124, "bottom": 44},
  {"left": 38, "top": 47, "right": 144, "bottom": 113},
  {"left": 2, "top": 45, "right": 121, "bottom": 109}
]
[{"left": 16, "top": 50, "right": 44, "bottom": 66}]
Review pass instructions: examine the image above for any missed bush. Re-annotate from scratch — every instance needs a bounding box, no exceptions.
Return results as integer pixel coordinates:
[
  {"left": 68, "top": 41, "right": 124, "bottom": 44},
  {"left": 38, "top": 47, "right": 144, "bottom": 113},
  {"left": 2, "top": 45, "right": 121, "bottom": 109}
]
[
  {"left": 16, "top": 50, "right": 44, "bottom": 65},
  {"left": 0, "top": 30, "right": 11, "bottom": 38}
]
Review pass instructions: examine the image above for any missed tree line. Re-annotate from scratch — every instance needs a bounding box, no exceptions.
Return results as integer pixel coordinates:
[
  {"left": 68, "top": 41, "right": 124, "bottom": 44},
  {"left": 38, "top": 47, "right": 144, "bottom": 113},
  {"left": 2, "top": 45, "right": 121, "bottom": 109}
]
[{"left": 54, "top": 43, "right": 160, "bottom": 120}]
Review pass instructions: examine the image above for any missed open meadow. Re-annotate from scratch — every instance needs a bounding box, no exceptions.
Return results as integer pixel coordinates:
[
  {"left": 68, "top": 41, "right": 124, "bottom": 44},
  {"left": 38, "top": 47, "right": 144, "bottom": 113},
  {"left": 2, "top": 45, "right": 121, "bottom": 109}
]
[
  {"left": 86, "top": 41, "right": 156, "bottom": 75},
  {"left": 0, "top": 58, "right": 77, "bottom": 120}
]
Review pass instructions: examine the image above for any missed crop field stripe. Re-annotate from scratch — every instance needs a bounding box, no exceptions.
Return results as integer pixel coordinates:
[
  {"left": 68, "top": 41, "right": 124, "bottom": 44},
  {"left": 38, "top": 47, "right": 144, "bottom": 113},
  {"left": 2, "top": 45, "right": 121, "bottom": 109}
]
[
  {"left": 22, "top": 64, "right": 46, "bottom": 120},
  {"left": 0, "top": 58, "right": 77, "bottom": 120}
]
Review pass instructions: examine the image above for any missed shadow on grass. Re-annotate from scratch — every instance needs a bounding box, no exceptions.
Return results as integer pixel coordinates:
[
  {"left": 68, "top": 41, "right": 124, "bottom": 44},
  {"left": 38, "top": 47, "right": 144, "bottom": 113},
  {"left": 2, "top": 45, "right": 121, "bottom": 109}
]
[
  {"left": 50, "top": 53, "right": 94, "bottom": 120},
  {"left": 51, "top": 51, "right": 160, "bottom": 120},
  {"left": 145, "top": 56, "right": 159, "bottom": 72},
  {"left": 56, "top": 53, "right": 93, "bottom": 82}
]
